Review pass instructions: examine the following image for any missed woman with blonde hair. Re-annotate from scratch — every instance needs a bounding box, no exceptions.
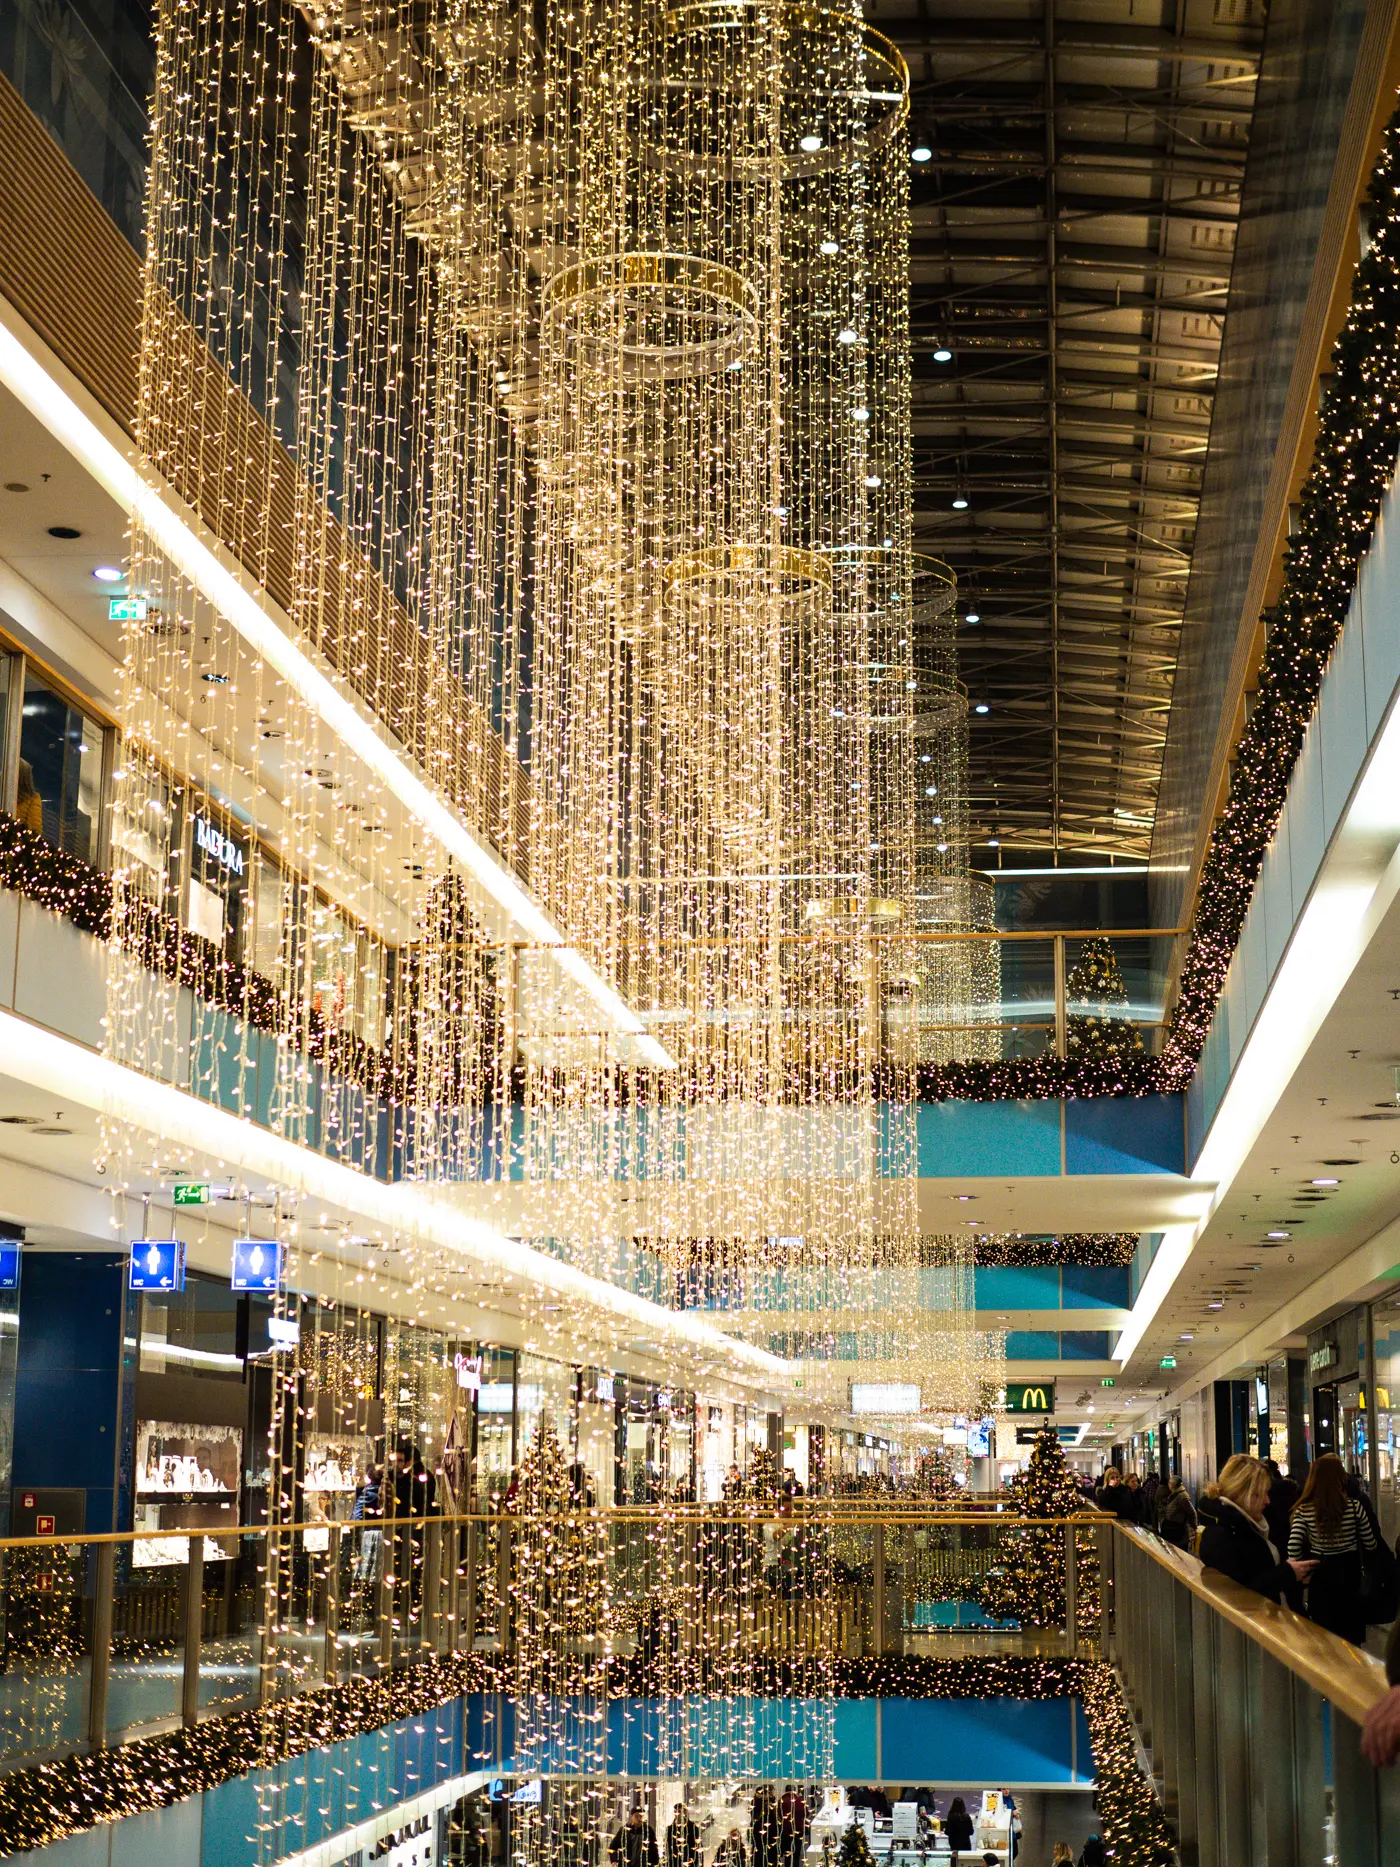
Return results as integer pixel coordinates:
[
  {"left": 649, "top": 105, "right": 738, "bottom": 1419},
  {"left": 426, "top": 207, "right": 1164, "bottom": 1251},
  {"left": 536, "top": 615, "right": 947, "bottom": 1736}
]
[
  {"left": 1199, "top": 1453, "right": 1317, "bottom": 1604},
  {"left": 1052, "top": 1845, "right": 1074, "bottom": 1865}
]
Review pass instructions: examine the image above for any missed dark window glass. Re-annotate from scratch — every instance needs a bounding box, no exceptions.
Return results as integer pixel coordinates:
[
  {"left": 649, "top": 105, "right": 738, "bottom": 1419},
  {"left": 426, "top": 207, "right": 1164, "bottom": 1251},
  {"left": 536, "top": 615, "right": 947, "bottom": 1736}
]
[{"left": 17, "top": 669, "right": 104, "bottom": 863}]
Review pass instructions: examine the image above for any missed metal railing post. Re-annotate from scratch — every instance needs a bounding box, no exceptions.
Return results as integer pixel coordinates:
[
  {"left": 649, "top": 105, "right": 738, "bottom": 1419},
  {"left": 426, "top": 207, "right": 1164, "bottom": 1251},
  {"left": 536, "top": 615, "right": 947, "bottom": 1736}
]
[
  {"left": 181, "top": 1537, "right": 204, "bottom": 1730},
  {"left": 423, "top": 1518, "right": 443, "bottom": 1655},
  {"left": 376, "top": 1521, "right": 395, "bottom": 1671},
  {"left": 464, "top": 1519, "right": 480, "bottom": 1650},
  {"left": 324, "top": 1524, "right": 341, "bottom": 1684},
  {"left": 872, "top": 1522, "right": 886, "bottom": 1655},
  {"left": 1063, "top": 1522, "right": 1077, "bottom": 1655},
  {"left": 87, "top": 1541, "right": 116, "bottom": 1750},
  {"left": 498, "top": 1520, "right": 513, "bottom": 1655}
]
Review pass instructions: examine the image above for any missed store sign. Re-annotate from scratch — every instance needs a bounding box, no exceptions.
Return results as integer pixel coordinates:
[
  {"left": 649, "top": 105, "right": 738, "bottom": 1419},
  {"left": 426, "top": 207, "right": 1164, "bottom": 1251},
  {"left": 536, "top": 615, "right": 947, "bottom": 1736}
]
[
  {"left": 369, "top": 1813, "right": 436, "bottom": 1867},
  {"left": 173, "top": 1182, "right": 210, "bottom": 1206},
  {"left": 454, "top": 1352, "right": 482, "bottom": 1392},
  {"left": 1004, "top": 1381, "right": 1055, "bottom": 1414},
  {"left": 595, "top": 1372, "right": 615, "bottom": 1403},
  {"left": 231, "top": 1237, "right": 282, "bottom": 1292},
  {"left": 0, "top": 1241, "right": 20, "bottom": 1291},
  {"left": 194, "top": 813, "right": 246, "bottom": 878},
  {"left": 128, "top": 1238, "right": 186, "bottom": 1292},
  {"left": 850, "top": 1381, "right": 921, "bottom": 1415},
  {"left": 1309, "top": 1342, "right": 1339, "bottom": 1374}
]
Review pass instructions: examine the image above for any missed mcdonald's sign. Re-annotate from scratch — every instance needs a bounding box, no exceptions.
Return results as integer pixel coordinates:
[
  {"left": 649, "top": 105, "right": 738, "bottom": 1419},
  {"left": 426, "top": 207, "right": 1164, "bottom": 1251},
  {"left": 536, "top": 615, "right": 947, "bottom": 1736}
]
[{"left": 1005, "top": 1381, "right": 1056, "bottom": 1414}]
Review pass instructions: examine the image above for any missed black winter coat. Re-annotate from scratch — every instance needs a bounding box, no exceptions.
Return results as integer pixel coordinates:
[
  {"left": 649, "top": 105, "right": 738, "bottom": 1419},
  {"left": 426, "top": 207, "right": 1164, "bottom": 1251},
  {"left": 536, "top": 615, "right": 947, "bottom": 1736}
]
[{"left": 1199, "top": 1499, "right": 1298, "bottom": 1606}]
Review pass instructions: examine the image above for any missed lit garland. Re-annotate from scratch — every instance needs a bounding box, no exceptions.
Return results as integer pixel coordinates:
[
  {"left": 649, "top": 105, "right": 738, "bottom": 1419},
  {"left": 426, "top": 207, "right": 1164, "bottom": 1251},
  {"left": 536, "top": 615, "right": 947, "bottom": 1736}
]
[{"left": 972, "top": 1233, "right": 1137, "bottom": 1269}]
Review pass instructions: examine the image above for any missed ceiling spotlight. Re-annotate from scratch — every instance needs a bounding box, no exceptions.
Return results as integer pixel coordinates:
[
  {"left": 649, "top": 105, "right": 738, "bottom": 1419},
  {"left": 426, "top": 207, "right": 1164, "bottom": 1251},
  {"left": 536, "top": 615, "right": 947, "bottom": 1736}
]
[
  {"left": 1310, "top": 1177, "right": 1339, "bottom": 1187},
  {"left": 988, "top": 838, "right": 1000, "bottom": 848},
  {"left": 1207, "top": 1301, "right": 1224, "bottom": 1311},
  {"left": 936, "top": 840, "right": 949, "bottom": 852},
  {"left": 974, "top": 703, "right": 990, "bottom": 715},
  {"left": 819, "top": 239, "right": 840, "bottom": 255},
  {"left": 837, "top": 328, "right": 859, "bottom": 345},
  {"left": 924, "top": 786, "right": 937, "bottom": 797},
  {"left": 933, "top": 347, "right": 953, "bottom": 363},
  {"left": 912, "top": 144, "right": 932, "bottom": 163},
  {"left": 1266, "top": 1230, "right": 1291, "bottom": 1240},
  {"left": 799, "top": 134, "right": 823, "bottom": 153},
  {"left": 865, "top": 474, "right": 882, "bottom": 487},
  {"left": 852, "top": 406, "right": 870, "bottom": 422},
  {"left": 952, "top": 494, "right": 968, "bottom": 509},
  {"left": 965, "top": 610, "right": 980, "bottom": 623},
  {"left": 92, "top": 565, "right": 123, "bottom": 583}
]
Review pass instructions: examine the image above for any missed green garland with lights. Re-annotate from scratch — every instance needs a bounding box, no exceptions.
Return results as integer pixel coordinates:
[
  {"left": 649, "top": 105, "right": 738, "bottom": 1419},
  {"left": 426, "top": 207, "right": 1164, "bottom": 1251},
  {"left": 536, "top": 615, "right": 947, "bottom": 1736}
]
[{"left": 972, "top": 1233, "right": 1137, "bottom": 1268}]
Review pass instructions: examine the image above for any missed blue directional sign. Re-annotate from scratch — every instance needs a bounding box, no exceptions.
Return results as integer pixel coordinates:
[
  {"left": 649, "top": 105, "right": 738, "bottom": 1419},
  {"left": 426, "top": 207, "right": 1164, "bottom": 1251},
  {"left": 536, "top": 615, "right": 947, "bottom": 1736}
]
[
  {"left": 128, "top": 1237, "right": 186, "bottom": 1292},
  {"left": 0, "top": 1242, "right": 20, "bottom": 1291},
  {"left": 231, "top": 1237, "right": 282, "bottom": 1293}
]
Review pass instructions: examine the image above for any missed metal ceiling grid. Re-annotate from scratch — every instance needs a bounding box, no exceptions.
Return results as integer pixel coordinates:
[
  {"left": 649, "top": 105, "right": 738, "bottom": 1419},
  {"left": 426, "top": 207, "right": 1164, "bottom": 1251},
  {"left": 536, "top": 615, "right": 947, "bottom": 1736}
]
[{"left": 873, "top": 0, "right": 1263, "bottom": 857}]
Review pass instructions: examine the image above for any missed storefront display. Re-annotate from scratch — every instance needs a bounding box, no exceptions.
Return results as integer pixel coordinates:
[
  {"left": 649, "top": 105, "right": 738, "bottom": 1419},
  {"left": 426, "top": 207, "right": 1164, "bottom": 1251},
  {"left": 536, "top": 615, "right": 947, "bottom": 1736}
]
[{"left": 133, "top": 1419, "right": 240, "bottom": 1567}]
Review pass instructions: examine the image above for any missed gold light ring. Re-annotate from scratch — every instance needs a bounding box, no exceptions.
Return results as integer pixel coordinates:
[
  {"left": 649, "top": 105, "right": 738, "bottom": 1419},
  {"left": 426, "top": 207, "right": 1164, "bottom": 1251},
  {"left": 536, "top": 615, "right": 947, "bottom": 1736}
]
[
  {"left": 542, "top": 252, "right": 759, "bottom": 380},
  {"left": 661, "top": 3, "right": 910, "bottom": 174},
  {"left": 663, "top": 543, "right": 835, "bottom": 600}
]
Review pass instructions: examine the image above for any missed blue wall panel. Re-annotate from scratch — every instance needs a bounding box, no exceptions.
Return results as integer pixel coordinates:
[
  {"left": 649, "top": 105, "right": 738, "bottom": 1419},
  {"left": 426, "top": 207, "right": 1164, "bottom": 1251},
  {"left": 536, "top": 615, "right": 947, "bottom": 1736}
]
[
  {"left": 879, "top": 1697, "right": 1087, "bottom": 1785},
  {"left": 1060, "top": 1265, "right": 1130, "bottom": 1310},
  {"left": 13, "top": 1253, "right": 124, "bottom": 1533},
  {"left": 916, "top": 1101, "right": 1061, "bottom": 1177},
  {"left": 1006, "top": 1331, "right": 1059, "bottom": 1360},
  {"left": 973, "top": 1267, "right": 1061, "bottom": 1310},
  {"left": 1063, "top": 1095, "right": 1183, "bottom": 1176}
]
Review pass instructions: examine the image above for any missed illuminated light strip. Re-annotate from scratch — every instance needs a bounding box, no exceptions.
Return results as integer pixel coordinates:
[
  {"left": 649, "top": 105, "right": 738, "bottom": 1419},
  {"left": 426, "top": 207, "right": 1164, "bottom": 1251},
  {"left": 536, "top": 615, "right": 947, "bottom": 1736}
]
[
  {"left": 271, "top": 1771, "right": 489, "bottom": 1867},
  {"left": 0, "top": 1011, "right": 788, "bottom": 1381},
  {"left": 0, "top": 300, "right": 672, "bottom": 1070},
  {"left": 1114, "top": 675, "right": 1400, "bottom": 1368}
]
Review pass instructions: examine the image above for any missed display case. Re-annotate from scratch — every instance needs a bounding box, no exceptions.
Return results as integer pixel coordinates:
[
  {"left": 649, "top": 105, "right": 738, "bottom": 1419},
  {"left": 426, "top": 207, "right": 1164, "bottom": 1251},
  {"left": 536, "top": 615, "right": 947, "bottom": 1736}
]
[{"left": 133, "top": 1420, "right": 241, "bottom": 1567}]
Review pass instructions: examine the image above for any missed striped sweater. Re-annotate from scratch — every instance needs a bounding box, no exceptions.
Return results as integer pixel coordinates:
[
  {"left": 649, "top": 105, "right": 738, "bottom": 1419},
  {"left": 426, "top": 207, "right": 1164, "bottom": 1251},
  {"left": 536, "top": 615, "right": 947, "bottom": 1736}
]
[{"left": 1287, "top": 1497, "right": 1377, "bottom": 1558}]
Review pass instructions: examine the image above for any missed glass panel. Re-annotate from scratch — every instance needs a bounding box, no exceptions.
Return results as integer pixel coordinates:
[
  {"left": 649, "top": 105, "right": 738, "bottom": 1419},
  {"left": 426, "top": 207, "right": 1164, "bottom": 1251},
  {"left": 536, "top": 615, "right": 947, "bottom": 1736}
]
[
  {"left": 110, "top": 760, "right": 172, "bottom": 906},
  {"left": 0, "top": 1539, "right": 91, "bottom": 1771},
  {"left": 1064, "top": 934, "right": 1166, "bottom": 1056},
  {"left": 106, "top": 1546, "right": 185, "bottom": 1740},
  {"left": 196, "top": 1540, "right": 261, "bottom": 1715},
  {"left": 17, "top": 668, "right": 105, "bottom": 863},
  {"left": 1374, "top": 1290, "right": 1400, "bottom": 1545}
]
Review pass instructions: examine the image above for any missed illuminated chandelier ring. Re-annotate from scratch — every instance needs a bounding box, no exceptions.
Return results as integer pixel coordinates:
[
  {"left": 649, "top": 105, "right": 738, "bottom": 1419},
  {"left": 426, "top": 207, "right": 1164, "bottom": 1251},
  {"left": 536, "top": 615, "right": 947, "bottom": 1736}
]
[
  {"left": 542, "top": 252, "right": 759, "bottom": 382},
  {"left": 663, "top": 543, "right": 834, "bottom": 605}
]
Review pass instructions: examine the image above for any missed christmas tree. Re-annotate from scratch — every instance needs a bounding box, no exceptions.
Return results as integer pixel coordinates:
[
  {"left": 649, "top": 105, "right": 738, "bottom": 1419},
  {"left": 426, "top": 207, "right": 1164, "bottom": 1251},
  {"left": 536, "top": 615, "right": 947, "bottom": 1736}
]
[
  {"left": 980, "top": 1425, "right": 1098, "bottom": 1629},
  {"left": 915, "top": 1445, "right": 960, "bottom": 1502},
  {"left": 838, "top": 1820, "right": 874, "bottom": 1867},
  {"left": 1064, "top": 937, "right": 1143, "bottom": 1058}
]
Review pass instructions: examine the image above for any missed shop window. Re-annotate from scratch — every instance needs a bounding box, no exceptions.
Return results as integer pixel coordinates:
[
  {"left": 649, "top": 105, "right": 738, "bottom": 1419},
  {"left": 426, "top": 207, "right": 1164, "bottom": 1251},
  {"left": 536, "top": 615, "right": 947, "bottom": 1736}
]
[
  {"left": 309, "top": 895, "right": 387, "bottom": 1047},
  {"left": 1374, "top": 1291, "right": 1400, "bottom": 1545},
  {"left": 16, "top": 666, "right": 106, "bottom": 863},
  {"left": 111, "top": 763, "right": 173, "bottom": 907},
  {"left": 184, "top": 800, "right": 250, "bottom": 953}
]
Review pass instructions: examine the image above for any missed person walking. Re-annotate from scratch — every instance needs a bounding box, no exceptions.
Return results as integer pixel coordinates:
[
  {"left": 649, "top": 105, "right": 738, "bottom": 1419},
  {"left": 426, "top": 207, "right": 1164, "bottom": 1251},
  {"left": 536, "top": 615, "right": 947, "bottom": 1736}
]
[
  {"left": 1263, "top": 1458, "right": 1300, "bottom": 1554},
  {"left": 1123, "top": 1472, "right": 1145, "bottom": 1523},
  {"left": 1158, "top": 1475, "right": 1197, "bottom": 1550},
  {"left": 714, "top": 1831, "right": 747, "bottom": 1867},
  {"left": 1077, "top": 1839, "right": 1106, "bottom": 1867},
  {"left": 1288, "top": 1452, "right": 1380, "bottom": 1645},
  {"left": 1199, "top": 1453, "right": 1317, "bottom": 1605},
  {"left": 943, "top": 1797, "right": 973, "bottom": 1863},
  {"left": 611, "top": 1809, "right": 659, "bottom": 1867},
  {"left": 665, "top": 1805, "right": 701, "bottom": 1867}
]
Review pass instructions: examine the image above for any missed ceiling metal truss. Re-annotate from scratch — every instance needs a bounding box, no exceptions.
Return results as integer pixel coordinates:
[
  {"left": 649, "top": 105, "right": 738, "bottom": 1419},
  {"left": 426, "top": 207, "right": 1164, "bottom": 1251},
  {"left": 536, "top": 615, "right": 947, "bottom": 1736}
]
[{"left": 873, "top": 0, "right": 1263, "bottom": 856}]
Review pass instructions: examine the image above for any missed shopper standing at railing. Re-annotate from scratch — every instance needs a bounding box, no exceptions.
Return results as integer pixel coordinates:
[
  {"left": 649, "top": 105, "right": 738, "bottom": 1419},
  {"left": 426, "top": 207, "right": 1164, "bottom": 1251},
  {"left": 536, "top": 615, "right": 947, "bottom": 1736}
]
[
  {"left": 1198, "top": 1454, "right": 1317, "bottom": 1605},
  {"left": 1287, "top": 1452, "right": 1385, "bottom": 1645}
]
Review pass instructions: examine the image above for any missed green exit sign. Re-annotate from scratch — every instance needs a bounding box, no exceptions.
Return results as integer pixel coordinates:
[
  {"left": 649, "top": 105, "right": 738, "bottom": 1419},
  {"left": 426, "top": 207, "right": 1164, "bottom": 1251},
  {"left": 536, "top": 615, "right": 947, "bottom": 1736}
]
[
  {"left": 108, "top": 596, "right": 147, "bottom": 622},
  {"left": 1159, "top": 1354, "right": 1177, "bottom": 1371},
  {"left": 173, "top": 1182, "right": 209, "bottom": 1206},
  {"left": 1004, "top": 1380, "right": 1055, "bottom": 1414},
  {"left": 1101, "top": 1377, "right": 1116, "bottom": 1388}
]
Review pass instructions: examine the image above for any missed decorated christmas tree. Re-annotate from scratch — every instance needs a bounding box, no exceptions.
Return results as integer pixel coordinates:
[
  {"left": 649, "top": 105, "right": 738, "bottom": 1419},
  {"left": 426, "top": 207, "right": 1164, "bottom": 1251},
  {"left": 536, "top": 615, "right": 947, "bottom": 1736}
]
[
  {"left": 914, "top": 1445, "right": 961, "bottom": 1502},
  {"left": 1064, "top": 936, "right": 1143, "bottom": 1058},
  {"left": 746, "top": 1443, "right": 781, "bottom": 1497},
  {"left": 838, "top": 1819, "right": 874, "bottom": 1867},
  {"left": 981, "top": 1424, "right": 1098, "bottom": 1629}
]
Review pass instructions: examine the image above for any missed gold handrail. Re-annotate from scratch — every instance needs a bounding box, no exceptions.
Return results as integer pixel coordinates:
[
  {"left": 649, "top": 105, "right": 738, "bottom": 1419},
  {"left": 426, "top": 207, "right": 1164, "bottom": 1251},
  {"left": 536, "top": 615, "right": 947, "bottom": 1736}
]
[
  {"left": 0, "top": 1507, "right": 1113, "bottom": 1553},
  {"left": 1117, "top": 1524, "right": 1389, "bottom": 1727}
]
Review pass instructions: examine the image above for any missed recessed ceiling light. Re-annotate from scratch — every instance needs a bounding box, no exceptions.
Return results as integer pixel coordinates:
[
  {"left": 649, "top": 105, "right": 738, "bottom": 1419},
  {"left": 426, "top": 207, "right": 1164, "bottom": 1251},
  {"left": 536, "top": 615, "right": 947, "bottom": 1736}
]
[
  {"left": 865, "top": 474, "right": 882, "bottom": 487},
  {"left": 820, "top": 240, "right": 840, "bottom": 255},
  {"left": 48, "top": 524, "right": 81, "bottom": 539},
  {"left": 852, "top": 406, "right": 870, "bottom": 421},
  {"left": 92, "top": 565, "right": 123, "bottom": 582},
  {"left": 1266, "top": 1230, "right": 1290, "bottom": 1240},
  {"left": 912, "top": 145, "right": 932, "bottom": 163},
  {"left": 4, "top": 481, "right": 29, "bottom": 493},
  {"left": 933, "top": 347, "right": 953, "bottom": 363},
  {"left": 965, "top": 610, "right": 980, "bottom": 623},
  {"left": 202, "top": 671, "right": 230, "bottom": 685},
  {"left": 974, "top": 703, "right": 990, "bottom": 714},
  {"left": 800, "top": 134, "right": 823, "bottom": 153},
  {"left": 837, "top": 328, "right": 859, "bottom": 345},
  {"left": 1207, "top": 1301, "right": 1224, "bottom": 1311},
  {"left": 1310, "top": 1177, "right": 1339, "bottom": 1187}
]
